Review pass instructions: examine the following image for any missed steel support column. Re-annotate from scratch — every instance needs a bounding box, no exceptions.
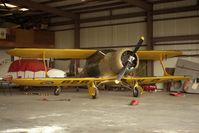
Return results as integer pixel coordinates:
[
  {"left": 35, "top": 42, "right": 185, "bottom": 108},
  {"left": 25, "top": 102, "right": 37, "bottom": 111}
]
[
  {"left": 146, "top": 8, "right": 154, "bottom": 76},
  {"left": 74, "top": 15, "right": 80, "bottom": 75}
]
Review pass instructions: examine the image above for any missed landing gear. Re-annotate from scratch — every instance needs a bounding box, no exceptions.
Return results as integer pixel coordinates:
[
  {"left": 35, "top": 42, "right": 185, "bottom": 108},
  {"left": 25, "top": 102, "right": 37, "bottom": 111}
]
[
  {"left": 128, "top": 81, "right": 143, "bottom": 97},
  {"left": 88, "top": 81, "right": 99, "bottom": 99},
  {"left": 54, "top": 87, "right": 62, "bottom": 96},
  {"left": 92, "top": 88, "right": 99, "bottom": 99},
  {"left": 132, "top": 85, "right": 142, "bottom": 97},
  {"left": 20, "top": 86, "right": 30, "bottom": 91}
]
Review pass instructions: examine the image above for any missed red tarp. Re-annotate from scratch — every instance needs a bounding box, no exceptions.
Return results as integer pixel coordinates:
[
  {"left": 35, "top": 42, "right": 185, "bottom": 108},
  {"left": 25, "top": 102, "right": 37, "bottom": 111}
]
[{"left": 8, "top": 59, "right": 46, "bottom": 72}]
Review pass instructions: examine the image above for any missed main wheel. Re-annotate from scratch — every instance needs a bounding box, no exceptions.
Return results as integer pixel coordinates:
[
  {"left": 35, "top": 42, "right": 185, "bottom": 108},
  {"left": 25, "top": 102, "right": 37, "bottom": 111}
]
[
  {"left": 54, "top": 87, "right": 62, "bottom": 96},
  {"left": 92, "top": 88, "right": 99, "bottom": 99},
  {"left": 20, "top": 86, "right": 30, "bottom": 91},
  {"left": 132, "top": 86, "right": 142, "bottom": 97}
]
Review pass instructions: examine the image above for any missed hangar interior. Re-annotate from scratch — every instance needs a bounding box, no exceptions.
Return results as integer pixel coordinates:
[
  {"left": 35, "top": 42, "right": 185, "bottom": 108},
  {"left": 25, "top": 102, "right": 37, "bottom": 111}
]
[{"left": 0, "top": 0, "right": 199, "bottom": 133}]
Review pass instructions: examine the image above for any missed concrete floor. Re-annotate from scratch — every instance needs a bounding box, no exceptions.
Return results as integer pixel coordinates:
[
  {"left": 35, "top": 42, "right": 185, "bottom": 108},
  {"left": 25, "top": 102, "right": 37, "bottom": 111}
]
[{"left": 0, "top": 89, "right": 199, "bottom": 133}]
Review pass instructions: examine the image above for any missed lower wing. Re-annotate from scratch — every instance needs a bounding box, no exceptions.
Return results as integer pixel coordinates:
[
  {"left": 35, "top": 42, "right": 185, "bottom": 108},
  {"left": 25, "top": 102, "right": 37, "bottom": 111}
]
[
  {"left": 123, "top": 76, "right": 191, "bottom": 84},
  {"left": 11, "top": 76, "right": 190, "bottom": 86},
  {"left": 11, "top": 77, "right": 115, "bottom": 86}
]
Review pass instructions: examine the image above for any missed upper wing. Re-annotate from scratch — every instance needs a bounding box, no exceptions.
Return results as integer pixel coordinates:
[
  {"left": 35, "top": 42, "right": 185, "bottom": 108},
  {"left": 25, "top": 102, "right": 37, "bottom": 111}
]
[
  {"left": 137, "top": 51, "right": 182, "bottom": 60},
  {"left": 7, "top": 48, "right": 97, "bottom": 59},
  {"left": 7, "top": 48, "right": 181, "bottom": 60},
  {"left": 123, "top": 76, "right": 190, "bottom": 84}
]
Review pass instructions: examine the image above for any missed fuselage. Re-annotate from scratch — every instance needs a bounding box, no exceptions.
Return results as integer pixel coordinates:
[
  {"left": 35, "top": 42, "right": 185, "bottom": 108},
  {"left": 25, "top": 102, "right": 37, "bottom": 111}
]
[{"left": 82, "top": 48, "right": 139, "bottom": 78}]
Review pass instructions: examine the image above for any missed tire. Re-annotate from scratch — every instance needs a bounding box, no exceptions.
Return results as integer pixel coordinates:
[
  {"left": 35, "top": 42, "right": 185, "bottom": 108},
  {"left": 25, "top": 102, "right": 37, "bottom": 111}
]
[
  {"left": 92, "top": 88, "right": 99, "bottom": 99},
  {"left": 19, "top": 86, "right": 29, "bottom": 91},
  {"left": 133, "top": 86, "right": 141, "bottom": 97},
  {"left": 54, "top": 87, "right": 61, "bottom": 96}
]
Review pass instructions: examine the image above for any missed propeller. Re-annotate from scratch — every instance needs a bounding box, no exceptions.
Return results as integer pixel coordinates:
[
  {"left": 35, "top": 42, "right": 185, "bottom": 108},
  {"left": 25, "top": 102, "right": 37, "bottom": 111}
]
[{"left": 115, "top": 36, "right": 144, "bottom": 84}]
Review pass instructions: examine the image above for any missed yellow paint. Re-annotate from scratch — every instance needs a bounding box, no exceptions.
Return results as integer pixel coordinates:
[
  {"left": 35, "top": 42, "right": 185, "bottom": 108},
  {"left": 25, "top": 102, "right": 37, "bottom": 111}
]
[
  {"left": 11, "top": 77, "right": 115, "bottom": 86},
  {"left": 7, "top": 47, "right": 190, "bottom": 98},
  {"left": 10, "top": 75, "right": 191, "bottom": 98},
  {"left": 159, "top": 55, "right": 170, "bottom": 76},
  {"left": 124, "top": 76, "right": 191, "bottom": 85},
  {"left": 7, "top": 48, "right": 182, "bottom": 61},
  {"left": 42, "top": 51, "right": 48, "bottom": 77},
  {"left": 87, "top": 81, "right": 96, "bottom": 96},
  {"left": 11, "top": 75, "right": 191, "bottom": 87},
  {"left": 135, "top": 83, "right": 144, "bottom": 95},
  {"left": 137, "top": 51, "right": 182, "bottom": 60},
  {"left": 7, "top": 48, "right": 97, "bottom": 59}
]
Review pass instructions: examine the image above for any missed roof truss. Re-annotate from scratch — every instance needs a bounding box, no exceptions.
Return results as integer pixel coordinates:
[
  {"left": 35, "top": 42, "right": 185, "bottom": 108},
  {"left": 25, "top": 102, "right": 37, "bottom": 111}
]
[
  {"left": 8, "top": 0, "right": 77, "bottom": 19},
  {"left": 122, "top": 0, "right": 152, "bottom": 11}
]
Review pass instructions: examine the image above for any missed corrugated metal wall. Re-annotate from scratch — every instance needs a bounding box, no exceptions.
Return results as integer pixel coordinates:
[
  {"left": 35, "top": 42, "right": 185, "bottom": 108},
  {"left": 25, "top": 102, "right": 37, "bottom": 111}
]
[
  {"left": 153, "top": 0, "right": 199, "bottom": 76},
  {"left": 54, "top": 0, "right": 199, "bottom": 76},
  {"left": 54, "top": 30, "right": 74, "bottom": 71}
]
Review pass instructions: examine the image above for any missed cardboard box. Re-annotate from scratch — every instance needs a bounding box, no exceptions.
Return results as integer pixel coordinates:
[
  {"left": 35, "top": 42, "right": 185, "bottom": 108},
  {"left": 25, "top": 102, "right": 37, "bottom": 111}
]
[
  {"left": 176, "top": 59, "right": 199, "bottom": 71},
  {"left": 171, "top": 59, "right": 199, "bottom": 93}
]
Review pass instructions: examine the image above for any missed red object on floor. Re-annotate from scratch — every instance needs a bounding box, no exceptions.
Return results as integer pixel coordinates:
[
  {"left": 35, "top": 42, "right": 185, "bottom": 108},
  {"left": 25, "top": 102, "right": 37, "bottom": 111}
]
[
  {"left": 143, "top": 85, "right": 157, "bottom": 91},
  {"left": 170, "top": 92, "right": 184, "bottom": 96},
  {"left": 42, "top": 98, "right": 49, "bottom": 101},
  {"left": 130, "top": 100, "right": 139, "bottom": 105}
]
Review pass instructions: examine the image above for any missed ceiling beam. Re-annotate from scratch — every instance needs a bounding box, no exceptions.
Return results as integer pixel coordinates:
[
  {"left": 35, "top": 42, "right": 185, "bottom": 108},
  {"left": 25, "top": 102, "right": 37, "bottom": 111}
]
[
  {"left": 153, "top": 34, "right": 199, "bottom": 43},
  {"left": 58, "top": 0, "right": 123, "bottom": 10},
  {"left": 16, "top": 1, "right": 127, "bottom": 18},
  {"left": 78, "top": 4, "right": 131, "bottom": 14},
  {"left": 8, "top": 0, "right": 77, "bottom": 19},
  {"left": 66, "top": 2, "right": 127, "bottom": 13},
  {"left": 50, "top": 11, "right": 145, "bottom": 26},
  {"left": 122, "top": 0, "right": 152, "bottom": 11},
  {"left": 50, "top": 4, "right": 199, "bottom": 27},
  {"left": 41, "top": 0, "right": 102, "bottom": 5},
  {"left": 41, "top": 0, "right": 69, "bottom": 4},
  {"left": 152, "top": 0, "right": 185, "bottom": 4}
]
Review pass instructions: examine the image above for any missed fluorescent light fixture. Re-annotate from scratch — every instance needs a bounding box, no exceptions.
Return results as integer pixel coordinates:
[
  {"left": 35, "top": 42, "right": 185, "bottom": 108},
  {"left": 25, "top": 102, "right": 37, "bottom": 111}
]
[
  {"left": 19, "top": 8, "right": 29, "bottom": 11},
  {"left": 0, "top": 3, "right": 17, "bottom": 8}
]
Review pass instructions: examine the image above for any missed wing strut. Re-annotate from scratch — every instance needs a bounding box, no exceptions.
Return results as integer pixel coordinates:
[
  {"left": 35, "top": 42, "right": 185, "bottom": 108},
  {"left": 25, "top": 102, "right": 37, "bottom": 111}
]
[
  {"left": 159, "top": 55, "right": 170, "bottom": 76},
  {"left": 42, "top": 51, "right": 48, "bottom": 77}
]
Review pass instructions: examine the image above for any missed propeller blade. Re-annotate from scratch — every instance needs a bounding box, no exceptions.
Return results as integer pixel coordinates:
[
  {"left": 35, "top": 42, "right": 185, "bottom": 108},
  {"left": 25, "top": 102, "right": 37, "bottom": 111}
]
[
  {"left": 132, "top": 36, "right": 144, "bottom": 54},
  {"left": 115, "top": 63, "right": 129, "bottom": 84},
  {"left": 115, "top": 36, "right": 144, "bottom": 84}
]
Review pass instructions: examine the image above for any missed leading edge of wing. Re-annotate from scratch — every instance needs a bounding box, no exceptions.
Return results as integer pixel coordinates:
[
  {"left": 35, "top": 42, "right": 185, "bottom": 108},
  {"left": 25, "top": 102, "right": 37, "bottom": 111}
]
[
  {"left": 123, "top": 76, "right": 191, "bottom": 84},
  {"left": 11, "top": 76, "right": 191, "bottom": 86},
  {"left": 137, "top": 51, "right": 182, "bottom": 60},
  {"left": 11, "top": 77, "right": 116, "bottom": 86},
  {"left": 7, "top": 48, "right": 97, "bottom": 59}
]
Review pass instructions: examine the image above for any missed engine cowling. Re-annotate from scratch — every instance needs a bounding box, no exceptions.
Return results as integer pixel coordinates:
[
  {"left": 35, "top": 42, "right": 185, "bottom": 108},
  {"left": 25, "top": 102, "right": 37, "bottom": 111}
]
[{"left": 99, "top": 48, "right": 139, "bottom": 77}]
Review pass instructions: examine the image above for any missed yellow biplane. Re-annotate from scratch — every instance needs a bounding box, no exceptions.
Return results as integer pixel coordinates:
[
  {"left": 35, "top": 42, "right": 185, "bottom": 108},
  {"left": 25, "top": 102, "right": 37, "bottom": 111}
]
[{"left": 7, "top": 37, "right": 190, "bottom": 98}]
